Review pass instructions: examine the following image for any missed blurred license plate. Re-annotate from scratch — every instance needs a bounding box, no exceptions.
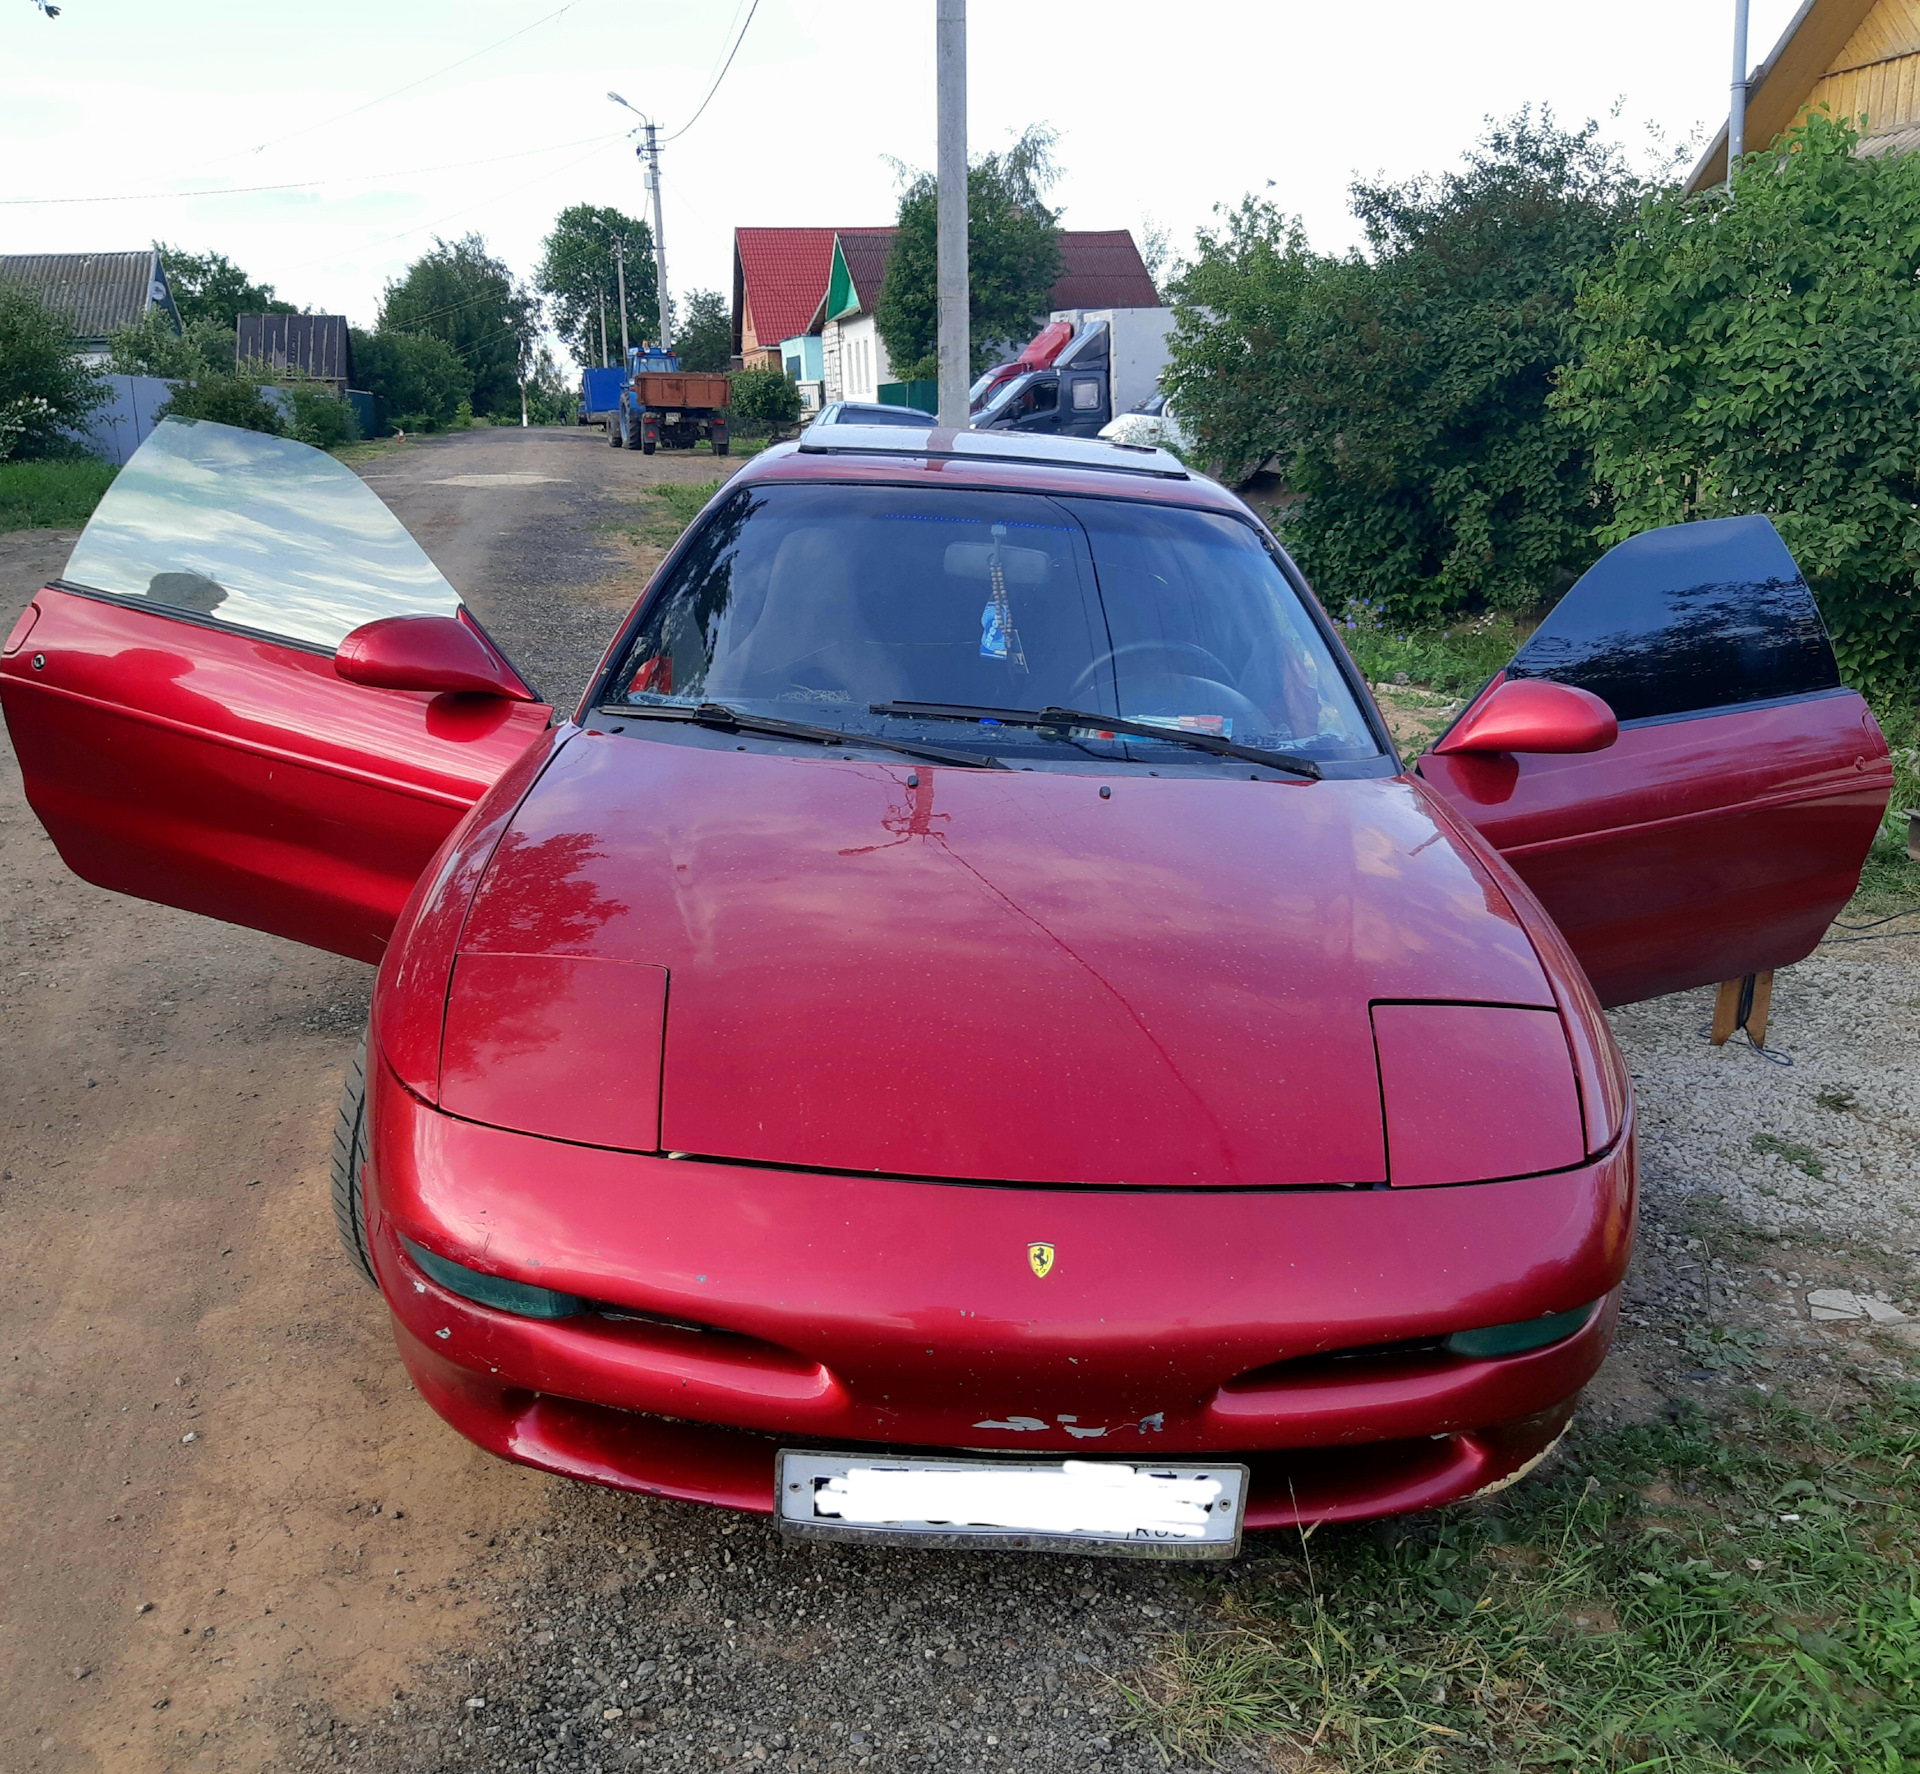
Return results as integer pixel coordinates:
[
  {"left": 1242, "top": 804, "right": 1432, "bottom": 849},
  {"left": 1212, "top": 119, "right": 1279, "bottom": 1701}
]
[{"left": 776, "top": 1452, "right": 1247, "bottom": 1559}]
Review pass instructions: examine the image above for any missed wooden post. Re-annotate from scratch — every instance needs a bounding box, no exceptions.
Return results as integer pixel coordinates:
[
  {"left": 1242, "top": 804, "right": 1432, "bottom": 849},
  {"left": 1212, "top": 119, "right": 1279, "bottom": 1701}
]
[
  {"left": 1710, "top": 977, "right": 1743, "bottom": 1045},
  {"left": 1710, "top": 970, "right": 1773, "bottom": 1045}
]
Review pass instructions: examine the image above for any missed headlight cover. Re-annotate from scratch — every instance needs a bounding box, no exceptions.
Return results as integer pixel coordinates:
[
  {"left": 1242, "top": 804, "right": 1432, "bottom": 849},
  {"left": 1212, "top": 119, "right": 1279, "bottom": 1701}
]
[
  {"left": 1373, "top": 1003, "right": 1586, "bottom": 1186},
  {"left": 402, "top": 1235, "right": 583, "bottom": 1320},
  {"left": 1444, "top": 1299, "right": 1598, "bottom": 1359}
]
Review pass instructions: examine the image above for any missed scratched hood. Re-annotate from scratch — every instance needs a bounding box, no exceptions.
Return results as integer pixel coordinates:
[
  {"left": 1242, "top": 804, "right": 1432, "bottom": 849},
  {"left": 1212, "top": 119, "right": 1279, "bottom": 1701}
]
[{"left": 454, "top": 732, "right": 1555, "bottom": 1186}]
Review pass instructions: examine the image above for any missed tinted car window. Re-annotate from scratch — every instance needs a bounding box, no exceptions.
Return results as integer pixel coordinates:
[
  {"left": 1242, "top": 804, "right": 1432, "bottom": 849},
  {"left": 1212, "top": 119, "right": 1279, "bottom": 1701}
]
[
  {"left": 62, "top": 417, "right": 461, "bottom": 650},
  {"left": 606, "top": 484, "right": 1377, "bottom": 767},
  {"left": 1509, "top": 514, "right": 1840, "bottom": 723}
]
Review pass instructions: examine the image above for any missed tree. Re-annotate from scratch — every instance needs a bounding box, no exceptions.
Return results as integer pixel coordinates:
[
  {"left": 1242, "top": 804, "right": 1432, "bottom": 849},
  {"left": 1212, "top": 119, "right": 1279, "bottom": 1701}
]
[
  {"left": 1164, "top": 197, "right": 1321, "bottom": 484},
  {"left": 378, "top": 234, "right": 536, "bottom": 418},
  {"left": 519, "top": 343, "right": 576, "bottom": 425},
  {"left": 350, "top": 327, "right": 472, "bottom": 432},
  {"left": 874, "top": 124, "right": 1064, "bottom": 381},
  {"left": 677, "top": 288, "right": 732, "bottom": 373},
  {"left": 1278, "top": 110, "right": 1644, "bottom": 624},
  {"left": 1559, "top": 111, "right": 1920, "bottom": 688},
  {"left": 534, "top": 205, "right": 658, "bottom": 368},
  {"left": 156, "top": 245, "right": 296, "bottom": 329},
  {"left": 0, "top": 280, "right": 104, "bottom": 458}
]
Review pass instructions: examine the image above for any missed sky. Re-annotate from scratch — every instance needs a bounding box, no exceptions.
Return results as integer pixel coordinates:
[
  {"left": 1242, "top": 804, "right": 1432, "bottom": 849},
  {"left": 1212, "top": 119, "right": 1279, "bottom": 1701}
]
[{"left": 2, "top": 0, "right": 1806, "bottom": 365}]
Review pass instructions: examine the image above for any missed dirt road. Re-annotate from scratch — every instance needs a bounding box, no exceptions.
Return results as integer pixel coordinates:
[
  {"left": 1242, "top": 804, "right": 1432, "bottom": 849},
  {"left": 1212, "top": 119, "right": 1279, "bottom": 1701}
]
[
  {"left": 3, "top": 427, "right": 1915, "bottom": 1774},
  {"left": 0, "top": 429, "right": 726, "bottom": 1774}
]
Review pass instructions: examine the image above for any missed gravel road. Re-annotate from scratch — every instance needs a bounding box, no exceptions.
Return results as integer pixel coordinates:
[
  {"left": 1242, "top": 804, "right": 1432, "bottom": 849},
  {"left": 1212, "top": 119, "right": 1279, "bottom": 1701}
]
[{"left": 3, "top": 427, "right": 1915, "bottom": 1774}]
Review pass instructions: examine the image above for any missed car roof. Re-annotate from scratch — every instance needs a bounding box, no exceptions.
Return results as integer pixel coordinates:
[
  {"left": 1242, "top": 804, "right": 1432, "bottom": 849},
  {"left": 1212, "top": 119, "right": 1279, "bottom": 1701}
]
[
  {"left": 820, "top": 401, "right": 937, "bottom": 423},
  {"left": 738, "top": 424, "right": 1241, "bottom": 512}
]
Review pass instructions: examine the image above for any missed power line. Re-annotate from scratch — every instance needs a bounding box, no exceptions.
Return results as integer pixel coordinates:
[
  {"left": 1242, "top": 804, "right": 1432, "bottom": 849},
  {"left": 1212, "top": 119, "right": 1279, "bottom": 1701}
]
[
  {"left": 0, "top": 131, "right": 627, "bottom": 207},
  {"left": 661, "top": 0, "right": 760, "bottom": 143},
  {"left": 248, "top": 2, "right": 582, "bottom": 156}
]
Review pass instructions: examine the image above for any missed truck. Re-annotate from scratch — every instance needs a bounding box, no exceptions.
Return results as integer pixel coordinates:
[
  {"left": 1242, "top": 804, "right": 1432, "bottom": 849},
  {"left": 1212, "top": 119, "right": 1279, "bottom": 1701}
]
[
  {"left": 577, "top": 366, "right": 625, "bottom": 431},
  {"left": 969, "top": 307, "right": 1173, "bottom": 440},
  {"left": 611, "top": 345, "right": 731, "bottom": 455}
]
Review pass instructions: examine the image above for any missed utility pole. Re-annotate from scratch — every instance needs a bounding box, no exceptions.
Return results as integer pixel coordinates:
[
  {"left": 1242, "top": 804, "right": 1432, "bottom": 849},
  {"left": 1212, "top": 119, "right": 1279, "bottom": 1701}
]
[
  {"left": 1728, "top": 0, "right": 1750, "bottom": 186},
  {"left": 614, "top": 237, "right": 631, "bottom": 363},
  {"left": 935, "top": 0, "right": 969, "bottom": 428},
  {"left": 641, "top": 124, "right": 673, "bottom": 350},
  {"left": 598, "top": 287, "right": 609, "bottom": 369}
]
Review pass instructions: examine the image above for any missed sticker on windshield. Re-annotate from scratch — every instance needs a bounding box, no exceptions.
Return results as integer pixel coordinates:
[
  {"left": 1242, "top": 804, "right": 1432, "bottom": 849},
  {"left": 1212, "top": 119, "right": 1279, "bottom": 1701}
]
[{"left": 1125, "top": 715, "right": 1233, "bottom": 738}]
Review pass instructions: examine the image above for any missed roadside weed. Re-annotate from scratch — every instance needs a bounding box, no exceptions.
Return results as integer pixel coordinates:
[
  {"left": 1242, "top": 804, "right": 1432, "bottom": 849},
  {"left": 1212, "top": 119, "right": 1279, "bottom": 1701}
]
[
  {"left": 1125, "top": 1386, "right": 1920, "bottom": 1770},
  {"left": 1751, "top": 1133, "right": 1827, "bottom": 1181},
  {"left": 606, "top": 479, "right": 724, "bottom": 552}
]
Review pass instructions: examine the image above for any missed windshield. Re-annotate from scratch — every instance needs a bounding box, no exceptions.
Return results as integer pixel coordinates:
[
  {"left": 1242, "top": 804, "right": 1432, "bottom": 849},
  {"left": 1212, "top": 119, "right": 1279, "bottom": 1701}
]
[{"left": 603, "top": 484, "right": 1378, "bottom": 768}]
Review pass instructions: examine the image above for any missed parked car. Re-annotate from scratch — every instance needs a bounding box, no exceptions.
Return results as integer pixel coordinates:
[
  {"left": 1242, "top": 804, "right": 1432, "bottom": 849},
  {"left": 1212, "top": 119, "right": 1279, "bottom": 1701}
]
[
  {"left": 0, "top": 419, "right": 1891, "bottom": 1555},
  {"left": 1099, "top": 391, "right": 1190, "bottom": 455},
  {"left": 808, "top": 400, "right": 937, "bottom": 429}
]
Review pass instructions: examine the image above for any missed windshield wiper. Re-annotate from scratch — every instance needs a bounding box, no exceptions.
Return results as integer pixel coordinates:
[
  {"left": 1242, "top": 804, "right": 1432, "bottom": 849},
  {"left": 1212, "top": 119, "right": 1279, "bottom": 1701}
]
[
  {"left": 606, "top": 701, "right": 1008, "bottom": 769},
  {"left": 868, "top": 701, "right": 1322, "bottom": 779}
]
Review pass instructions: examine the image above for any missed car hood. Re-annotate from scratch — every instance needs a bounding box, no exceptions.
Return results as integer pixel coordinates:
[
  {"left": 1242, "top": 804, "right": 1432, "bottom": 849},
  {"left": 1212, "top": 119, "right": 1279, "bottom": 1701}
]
[{"left": 452, "top": 732, "right": 1555, "bottom": 1186}]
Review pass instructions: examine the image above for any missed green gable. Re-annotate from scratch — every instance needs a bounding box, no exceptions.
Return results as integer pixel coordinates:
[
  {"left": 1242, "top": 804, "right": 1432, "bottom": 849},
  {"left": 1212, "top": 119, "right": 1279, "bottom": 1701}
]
[{"left": 824, "top": 239, "right": 860, "bottom": 323}]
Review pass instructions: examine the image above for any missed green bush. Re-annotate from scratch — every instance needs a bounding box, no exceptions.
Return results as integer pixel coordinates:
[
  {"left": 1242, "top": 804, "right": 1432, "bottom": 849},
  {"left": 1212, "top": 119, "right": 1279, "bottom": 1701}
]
[
  {"left": 728, "top": 366, "right": 799, "bottom": 430},
  {"left": 349, "top": 328, "right": 472, "bottom": 433},
  {"left": 285, "top": 378, "right": 358, "bottom": 449},
  {"left": 1164, "top": 198, "right": 1319, "bottom": 484},
  {"left": 1283, "top": 111, "right": 1643, "bottom": 624},
  {"left": 106, "top": 312, "right": 234, "bottom": 379},
  {"left": 1559, "top": 111, "right": 1920, "bottom": 691},
  {"left": 0, "top": 281, "right": 105, "bottom": 459},
  {"left": 153, "top": 371, "right": 287, "bottom": 435}
]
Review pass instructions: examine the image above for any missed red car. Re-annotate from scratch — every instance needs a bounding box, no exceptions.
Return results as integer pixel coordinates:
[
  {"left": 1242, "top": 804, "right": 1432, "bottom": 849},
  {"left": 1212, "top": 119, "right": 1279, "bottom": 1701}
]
[{"left": 0, "top": 419, "right": 1891, "bottom": 1556}]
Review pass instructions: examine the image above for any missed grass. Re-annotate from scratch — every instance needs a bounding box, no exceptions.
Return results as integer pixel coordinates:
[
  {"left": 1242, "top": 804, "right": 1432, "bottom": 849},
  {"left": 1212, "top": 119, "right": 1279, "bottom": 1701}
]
[
  {"left": 0, "top": 456, "right": 118, "bottom": 531},
  {"left": 1126, "top": 1385, "right": 1920, "bottom": 1771},
  {"left": 606, "top": 479, "right": 725, "bottom": 552},
  {"left": 1752, "top": 1132, "right": 1827, "bottom": 1181},
  {"left": 330, "top": 434, "right": 420, "bottom": 468}
]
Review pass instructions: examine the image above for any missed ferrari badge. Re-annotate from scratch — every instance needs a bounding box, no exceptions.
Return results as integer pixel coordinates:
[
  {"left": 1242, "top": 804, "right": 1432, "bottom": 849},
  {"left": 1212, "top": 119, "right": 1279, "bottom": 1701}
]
[{"left": 1028, "top": 1242, "right": 1055, "bottom": 1279}]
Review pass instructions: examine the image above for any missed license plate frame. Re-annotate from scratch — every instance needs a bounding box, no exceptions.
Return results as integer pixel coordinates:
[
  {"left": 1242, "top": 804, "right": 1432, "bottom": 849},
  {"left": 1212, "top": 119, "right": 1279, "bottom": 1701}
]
[{"left": 775, "top": 1450, "right": 1249, "bottom": 1560}]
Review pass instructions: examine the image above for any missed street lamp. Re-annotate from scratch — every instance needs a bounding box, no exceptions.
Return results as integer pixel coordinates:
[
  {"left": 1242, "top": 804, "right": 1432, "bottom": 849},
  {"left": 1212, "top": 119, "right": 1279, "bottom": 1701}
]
[{"left": 608, "top": 92, "right": 674, "bottom": 349}]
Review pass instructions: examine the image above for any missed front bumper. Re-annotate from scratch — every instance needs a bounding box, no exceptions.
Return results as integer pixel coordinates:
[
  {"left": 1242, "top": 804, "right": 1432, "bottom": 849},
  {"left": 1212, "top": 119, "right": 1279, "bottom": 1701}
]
[{"left": 367, "top": 1055, "right": 1633, "bottom": 1528}]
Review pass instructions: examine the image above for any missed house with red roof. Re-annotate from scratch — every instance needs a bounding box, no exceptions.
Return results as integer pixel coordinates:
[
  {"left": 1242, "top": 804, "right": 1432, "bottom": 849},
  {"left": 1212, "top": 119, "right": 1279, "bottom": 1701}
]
[
  {"left": 731, "top": 223, "right": 1163, "bottom": 407},
  {"left": 731, "top": 227, "right": 858, "bottom": 378}
]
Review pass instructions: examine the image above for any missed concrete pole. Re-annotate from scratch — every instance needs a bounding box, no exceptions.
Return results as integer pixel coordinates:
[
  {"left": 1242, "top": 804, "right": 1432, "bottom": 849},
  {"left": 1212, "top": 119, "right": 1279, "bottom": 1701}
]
[
  {"left": 643, "top": 124, "right": 673, "bottom": 350},
  {"left": 935, "top": 0, "right": 969, "bottom": 427},
  {"left": 615, "top": 238, "right": 631, "bottom": 363},
  {"left": 1728, "top": 0, "right": 1750, "bottom": 185},
  {"left": 598, "top": 287, "right": 609, "bottom": 368}
]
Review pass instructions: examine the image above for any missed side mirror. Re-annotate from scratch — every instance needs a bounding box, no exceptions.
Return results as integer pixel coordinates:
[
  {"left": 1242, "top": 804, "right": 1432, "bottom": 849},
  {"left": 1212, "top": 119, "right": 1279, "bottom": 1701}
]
[
  {"left": 1433, "top": 677, "right": 1618, "bottom": 756},
  {"left": 334, "top": 614, "right": 536, "bottom": 701}
]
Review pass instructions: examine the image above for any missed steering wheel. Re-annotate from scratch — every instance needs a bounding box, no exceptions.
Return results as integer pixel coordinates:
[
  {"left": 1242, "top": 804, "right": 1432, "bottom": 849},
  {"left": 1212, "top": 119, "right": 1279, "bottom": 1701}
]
[{"left": 1067, "top": 641, "right": 1237, "bottom": 704}]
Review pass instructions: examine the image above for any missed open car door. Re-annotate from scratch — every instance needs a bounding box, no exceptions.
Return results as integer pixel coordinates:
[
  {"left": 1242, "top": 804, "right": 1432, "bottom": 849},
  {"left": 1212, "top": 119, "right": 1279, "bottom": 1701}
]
[
  {"left": 1418, "top": 515, "right": 1893, "bottom": 1007},
  {"left": 0, "top": 419, "right": 554, "bottom": 964}
]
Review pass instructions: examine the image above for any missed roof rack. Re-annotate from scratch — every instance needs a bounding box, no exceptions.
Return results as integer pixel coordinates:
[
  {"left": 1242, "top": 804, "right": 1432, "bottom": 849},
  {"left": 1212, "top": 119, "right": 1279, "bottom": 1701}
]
[{"left": 793, "top": 430, "right": 1190, "bottom": 481}]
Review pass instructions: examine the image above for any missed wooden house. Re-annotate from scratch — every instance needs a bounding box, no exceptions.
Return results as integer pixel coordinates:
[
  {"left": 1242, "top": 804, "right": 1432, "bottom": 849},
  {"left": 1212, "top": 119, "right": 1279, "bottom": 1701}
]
[{"left": 1688, "top": 0, "right": 1920, "bottom": 189}]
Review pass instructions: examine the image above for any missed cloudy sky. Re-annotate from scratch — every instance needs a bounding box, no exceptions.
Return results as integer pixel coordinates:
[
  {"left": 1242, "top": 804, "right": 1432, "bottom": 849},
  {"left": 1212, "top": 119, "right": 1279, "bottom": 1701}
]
[{"left": 3, "top": 0, "right": 1804, "bottom": 360}]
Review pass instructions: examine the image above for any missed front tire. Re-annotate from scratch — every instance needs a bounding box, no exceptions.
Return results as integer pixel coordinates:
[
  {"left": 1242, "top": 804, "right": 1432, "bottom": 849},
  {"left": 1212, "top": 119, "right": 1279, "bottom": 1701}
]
[{"left": 329, "top": 1036, "right": 376, "bottom": 1287}]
